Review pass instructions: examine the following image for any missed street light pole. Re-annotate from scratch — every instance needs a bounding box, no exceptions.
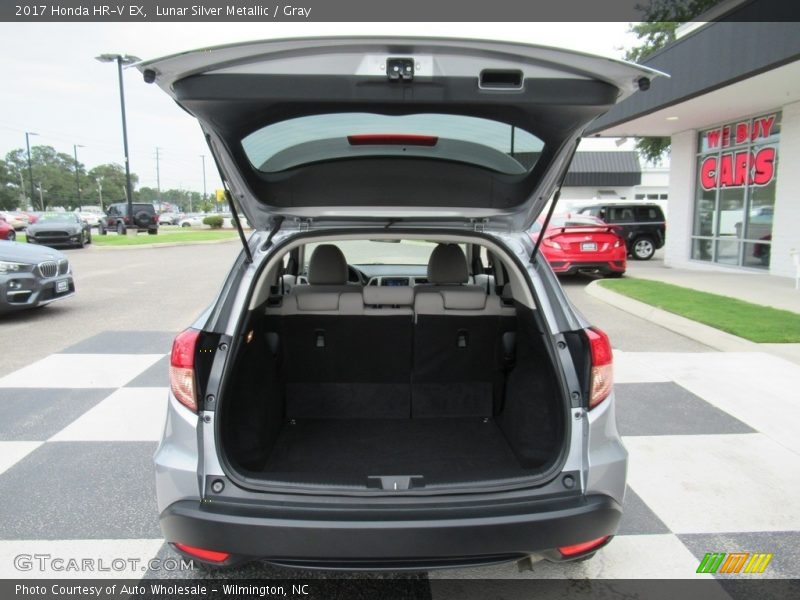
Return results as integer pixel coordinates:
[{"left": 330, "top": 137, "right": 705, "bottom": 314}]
[
  {"left": 95, "top": 53, "right": 141, "bottom": 230},
  {"left": 96, "top": 179, "right": 104, "bottom": 209},
  {"left": 73, "top": 144, "right": 85, "bottom": 207},
  {"left": 25, "top": 132, "right": 38, "bottom": 208},
  {"left": 200, "top": 154, "right": 207, "bottom": 209}
]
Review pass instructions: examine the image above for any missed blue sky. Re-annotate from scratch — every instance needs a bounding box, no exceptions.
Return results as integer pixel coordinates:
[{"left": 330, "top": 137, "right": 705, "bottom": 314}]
[{"left": 0, "top": 22, "right": 638, "bottom": 195}]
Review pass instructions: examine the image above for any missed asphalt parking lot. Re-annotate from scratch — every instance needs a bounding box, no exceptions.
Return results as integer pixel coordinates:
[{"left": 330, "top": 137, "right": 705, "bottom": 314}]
[{"left": 1, "top": 242, "right": 798, "bottom": 586}]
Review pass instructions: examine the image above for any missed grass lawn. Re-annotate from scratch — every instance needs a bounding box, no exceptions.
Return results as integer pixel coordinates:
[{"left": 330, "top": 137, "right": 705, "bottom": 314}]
[
  {"left": 92, "top": 230, "right": 239, "bottom": 246},
  {"left": 598, "top": 278, "right": 800, "bottom": 343},
  {"left": 14, "top": 229, "right": 240, "bottom": 246}
]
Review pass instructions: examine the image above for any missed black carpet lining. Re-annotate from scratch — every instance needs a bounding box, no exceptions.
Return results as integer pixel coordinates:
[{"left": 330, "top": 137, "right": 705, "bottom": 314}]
[{"left": 256, "top": 418, "right": 534, "bottom": 486}]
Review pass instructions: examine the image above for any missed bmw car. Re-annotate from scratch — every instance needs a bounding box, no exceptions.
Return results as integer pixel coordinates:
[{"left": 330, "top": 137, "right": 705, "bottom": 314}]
[
  {"left": 0, "top": 241, "right": 75, "bottom": 313},
  {"left": 139, "top": 37, "right": 662, "bottom": 570}
]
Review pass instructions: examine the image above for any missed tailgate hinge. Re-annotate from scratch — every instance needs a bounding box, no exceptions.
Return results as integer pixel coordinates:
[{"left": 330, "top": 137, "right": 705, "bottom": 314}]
[
  {"left": 471, "top": 218, "right": 489, "bottom": 233},
  {"left": 296, "top": 217, "right": 313, "bottom": 232}
]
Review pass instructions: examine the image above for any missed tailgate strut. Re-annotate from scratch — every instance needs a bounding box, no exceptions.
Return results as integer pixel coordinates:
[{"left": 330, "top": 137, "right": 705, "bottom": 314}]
[
  {"left": 531, "top": 138, "right": 581, "bottom": 263},
  {"left": 206, "top": 136, "right": 253, "bottom": 264},
  {"left": 223, "top": 189, "right": 253, "bottom": 264}
]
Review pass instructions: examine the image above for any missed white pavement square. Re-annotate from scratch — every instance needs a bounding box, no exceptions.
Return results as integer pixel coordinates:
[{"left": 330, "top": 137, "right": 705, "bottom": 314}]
[
  {"left": 0, "top": 539, "right": 164, "bottom": 579},
  {"left": 625, "top": 433, "right": 800, "bottom": 534},
  {"left": 0, "top": 442, "right": 42, "bottom": 476},
  {"left": 0, "top": 354, "right": 164, "bottom": 389},
  {"left": 49, "top": 387, "right": 169, "bottom": 442}
]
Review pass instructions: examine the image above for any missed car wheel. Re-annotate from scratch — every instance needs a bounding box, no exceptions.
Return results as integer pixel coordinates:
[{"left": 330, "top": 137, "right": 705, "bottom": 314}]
[
  {"left": 606, "top": 271, "right": 625, "bottom": 278},
  {"left": 7, "top": 231, "right": 15, "bottom": 242},
  {"left": 116, "top": 222, "right": 126, "bottom": 235},
  {"left": 632, "top": 237, "right": 655, "bottom": 260},
  {"left": 98, "top": 224, "right": 107, "bottom": 236},
  {"left": 87, "top": 230, "right": 92, "bottom": 244},
  {"left": 181, "top": 222, "right": 191, "bottom": 228}
]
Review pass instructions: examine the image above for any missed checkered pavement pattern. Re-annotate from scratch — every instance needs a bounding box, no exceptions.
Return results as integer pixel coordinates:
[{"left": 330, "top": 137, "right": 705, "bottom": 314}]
[{"left": 0, "top": 331, "right": 799, "bottom": 581}]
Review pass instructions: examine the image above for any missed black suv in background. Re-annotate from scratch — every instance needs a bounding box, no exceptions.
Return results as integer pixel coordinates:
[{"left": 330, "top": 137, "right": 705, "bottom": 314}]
[
  {"left": 577, "top": 203, "right": 665, "bottom": 260},
  {"left": 99, "top": 203, "right": 159, "bottom": 235}
]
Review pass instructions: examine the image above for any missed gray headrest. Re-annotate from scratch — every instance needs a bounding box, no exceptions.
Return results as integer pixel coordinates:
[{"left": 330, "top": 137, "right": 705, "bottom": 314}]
[
  {"left": 308, "top": 244, "right": 348, "bottom": 285},
  {"left": 427, "top": 244, "right": 469, "bottom": 284}
]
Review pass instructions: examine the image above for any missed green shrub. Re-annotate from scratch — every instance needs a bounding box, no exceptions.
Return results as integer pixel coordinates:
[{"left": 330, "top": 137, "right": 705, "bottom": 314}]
[{"left": 203, "top": 215, "right": 224, "bottom": 229}]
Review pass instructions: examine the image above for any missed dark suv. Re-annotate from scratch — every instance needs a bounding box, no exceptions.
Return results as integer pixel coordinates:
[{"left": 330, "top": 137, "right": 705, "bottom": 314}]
[
  {"left": 577, "top": 203, "right": 665, "bottom": 260},
  {"left": 98, "top": 202, "right": 159, "bottom": 235}
]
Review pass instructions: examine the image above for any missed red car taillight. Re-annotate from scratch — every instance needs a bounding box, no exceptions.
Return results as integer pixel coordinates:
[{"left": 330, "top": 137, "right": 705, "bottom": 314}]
[
  {"left": 586, "top": 327, "right": 613, "bottom": 409},
  {"left": 542, "top": 238, "right": 562, "bottom": 249},
  {"left": 558, "top": 535, "right": 610, "bottom": 557},
  {"left": 173, "top": 543, "right": 230, "bottom": 563},
  {"left": 170, "top": 328, "right": 200, "bottom": 412}
]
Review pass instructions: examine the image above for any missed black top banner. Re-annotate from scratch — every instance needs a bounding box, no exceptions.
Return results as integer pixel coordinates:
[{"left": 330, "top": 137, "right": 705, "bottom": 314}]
[{"left": 3, "top": 0, "right": 800, "bottom": 22}]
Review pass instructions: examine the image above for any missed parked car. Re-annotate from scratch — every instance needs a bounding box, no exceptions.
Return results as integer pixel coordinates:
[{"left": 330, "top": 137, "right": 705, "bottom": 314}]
[
  {"left": 21, "top": 211, "right": 40, "bottom": 225},
  {"left": 530, "top": 215, "right": 626, "bottom": 277},
  {"left": 0, "top": 211, "right": 27, "bottom": 231},
  {"left": 26, "top": 212, "right": 92, "bottom": 248},
  {"left": 577, "top": 203, "right": 665, "bottom": 260},
  {"left": 178, "top": 213, "right": 206, "bottom": 228},
  {"left": 0, "top": 240, "right": 75, "bottom": 313},
  {"left": 99, "top": 202, "right": 159, "bottom": 235},
  {"left": 158, "top": 212, "right": 183, "bottom": 225},
  {"left": 0, "top": 216, "right": 16, "bottom": 241},
  {"left": 139, "top": 37, "right": 659, "bottom": 571},
  {"left": 75, "top": 206, "right": 104, "bottom": 228}
]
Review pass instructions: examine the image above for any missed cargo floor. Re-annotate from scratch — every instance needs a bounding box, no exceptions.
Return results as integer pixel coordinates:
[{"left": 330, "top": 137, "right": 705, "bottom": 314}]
[{"left": 255, "top": 418, "right": 532, "bottom": 486}]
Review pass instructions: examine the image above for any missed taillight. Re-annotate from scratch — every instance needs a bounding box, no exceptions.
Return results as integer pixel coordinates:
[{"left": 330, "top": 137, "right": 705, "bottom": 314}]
[
  {"left": 558, "top": 535, "right": 610, "bottom": 557},
  {"left": 586, "top": 327, "right": 613, "bottom": 409},
  {"left": 543, "top": 238, "right": 562, "bottom": 249},
  {"left": 173, "top": 543, "right": 230, "bottom": 563},
  {"left": 170, "top": 328, "right": 200, "bottom": 412}
]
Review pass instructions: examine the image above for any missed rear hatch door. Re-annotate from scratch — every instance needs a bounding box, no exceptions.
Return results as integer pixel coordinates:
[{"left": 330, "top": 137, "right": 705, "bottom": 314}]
[{"left": 138, "top": 37, "right": 663, "bottom": 231}]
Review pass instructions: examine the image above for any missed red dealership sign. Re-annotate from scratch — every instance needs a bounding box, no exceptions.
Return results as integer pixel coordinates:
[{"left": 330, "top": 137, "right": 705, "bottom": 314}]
[{"left": 700, "top": 115, "right": 777, "bottom": 190}]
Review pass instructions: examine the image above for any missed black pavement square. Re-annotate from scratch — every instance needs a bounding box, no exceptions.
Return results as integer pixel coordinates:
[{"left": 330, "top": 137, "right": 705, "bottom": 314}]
[
  {"left": 616, "top": 485, "right": 670, "bottom": 536},
  {"left": 0, "top": 441, "right": 160, "bottom": 539},
  {"left": 0, "top": 388, "right": 113, "bottom": 441},
  {"left": 679, "top": 531, "right": 800, "bottom": 579},
  {"left": 61, "top": 331, "right": 174, "bottom": 355},
  {"left": 125, "top": 355, "right": 169, "bottom": 388},
  {"left": 615, "top": 382, "right": 755, "bottom": 436}
]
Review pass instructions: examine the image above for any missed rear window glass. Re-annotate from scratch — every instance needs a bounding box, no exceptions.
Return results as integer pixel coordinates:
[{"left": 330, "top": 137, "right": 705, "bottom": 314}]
[
  {"left": 635, "top": 206, "right": 663, "bottom": 221},
  {"left": 242, "top": 113, "right": 544, "bottom": 174}
]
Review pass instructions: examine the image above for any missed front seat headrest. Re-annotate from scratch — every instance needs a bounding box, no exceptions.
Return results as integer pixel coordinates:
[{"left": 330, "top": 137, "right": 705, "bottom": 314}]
[
  {"left": 308, "top": 244, "right": 349, "bottom": 285},
  {"left": 427, "top": 243, "right": 469, "bottom": 284}
]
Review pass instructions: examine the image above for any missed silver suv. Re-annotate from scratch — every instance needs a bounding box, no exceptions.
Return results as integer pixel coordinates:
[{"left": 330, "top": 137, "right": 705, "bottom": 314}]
[{"left": 142, "top": 38, "right": 661, "bottom": 570}]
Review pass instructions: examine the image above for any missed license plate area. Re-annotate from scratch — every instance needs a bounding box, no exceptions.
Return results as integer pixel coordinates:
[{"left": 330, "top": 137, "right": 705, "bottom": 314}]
[
  {"left": 581, "top": 242, "right": 598, "bottom": 251},
  {"left": 56, "top": 280, "right": 69, "bottom": 293}
]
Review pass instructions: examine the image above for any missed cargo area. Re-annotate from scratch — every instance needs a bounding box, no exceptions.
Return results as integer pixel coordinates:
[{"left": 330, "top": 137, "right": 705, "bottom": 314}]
[{"left": 217, "top": 243, "right": 568, "bottom": 491}]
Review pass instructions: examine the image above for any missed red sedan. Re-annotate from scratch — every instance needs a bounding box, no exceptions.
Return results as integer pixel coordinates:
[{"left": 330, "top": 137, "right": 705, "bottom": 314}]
[
  {"left": 530, "top": 215, "right": 626, "bottom": 277},
  {"left": 0, "top": 216, "right": 16, "bottom": 242}
]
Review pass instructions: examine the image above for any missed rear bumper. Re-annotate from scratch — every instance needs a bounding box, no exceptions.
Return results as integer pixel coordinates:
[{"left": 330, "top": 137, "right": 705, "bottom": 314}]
[
  {"left": 550, "top": 260, "right": 625, "bottom": 275},
  {"left": 160, "top": 493, "right": 622, "bottom": 569}
]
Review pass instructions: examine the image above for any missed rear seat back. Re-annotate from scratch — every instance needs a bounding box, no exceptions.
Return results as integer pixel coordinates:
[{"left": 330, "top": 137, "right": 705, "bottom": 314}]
[
  {"left": 413, "top": 244, "right": 511, "bottom": 418},
  {"left": 277, "top": 248, "right": 414, "bottom": 419}
]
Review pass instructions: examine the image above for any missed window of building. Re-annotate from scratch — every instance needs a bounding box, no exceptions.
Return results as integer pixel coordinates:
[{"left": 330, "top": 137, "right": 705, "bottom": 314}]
[{"left": 691, "top": 112, "right": 780, "bottom": 269}]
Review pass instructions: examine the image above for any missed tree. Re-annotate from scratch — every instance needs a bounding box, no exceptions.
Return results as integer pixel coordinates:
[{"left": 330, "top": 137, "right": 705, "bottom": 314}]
[
  {"left": 623, "top": 0, "right": 720, "bottom": 164},
  {"left": 0, "top": 159, "right": 22, "bottom": 210},
  {"left": 5, "top": 146, "right": 87, "bottom": 209},
  {"left": 85, "top": 163, "right": 138, "bottom": 208}
]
